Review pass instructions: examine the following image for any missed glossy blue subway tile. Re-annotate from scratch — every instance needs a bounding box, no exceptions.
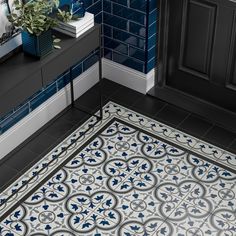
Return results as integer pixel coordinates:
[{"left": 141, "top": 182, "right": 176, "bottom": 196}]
[
  {"left": 110, "top": 0, "right": 128, "bottom": 7},
  {"left": 147, "top": 45, "right": 156, "bottom": 61},
  {"left": 148, "top": 21, "right": 157, "bottom": 37},
  {"left": 104, "top": 48, "right": 113, "bottom": 60},
  {"left": 72, "top": 62, "right": 83, "bottom": 79},
  {"left": 94, "top": 12, "right": 102, "bottom": 23},
  {"left": 104, "top": 37, "right": 128, "bottom": 55},
  {"left": 83, "top": 50, "right": 99, "bottom": 71},
  {"left": 103, "top": 0, "right": 112, "bottom": 13},
  {"left": 84, "top": 0, "right": 93, "bottom": 9},
  {"left": 148, "top": 33, "right": 157, "bottom": 49},
  {"left": 113, "top": 51, "right": 144, "bottom": 72},
  {"left": 57, "top": 72, "right": 71, "bottom": 90},
  {"left": 129, "top": 46, "right": 145, "bottom": 61},
  {"left": 149, "top": 0, "right": 157, "bottom": 11},
  {"left": 147, "top": 57, "right": 156, "bottom": 73},
  {"left": 30, "top": 82, "right": 57, "bottom": 111},
  {"left": 103, "top": 13, "right": 128, "bottom": 31},
  {"left": 149, "top": 9, "right": 157, "bottom": 25},
  {"left": 112, "top": 3, "right": 146, "bottom": 25},
  {"left": 0, "top": 103, "right": 30, "bottom": 134},
  {"left": 129, "top": 21, "right": 146, "bottom": 37},
  {"left": 113, "top": 28, "right": 145, "bottom": 49},
  {"left": 130, "top": 0, "right": 147, "bottom": 13},
  {"left": 103, "top": 24, "right": 112, "bottom": 37},
  {"left": 87, "top": 0, "right": 102, "bottom": 16}
]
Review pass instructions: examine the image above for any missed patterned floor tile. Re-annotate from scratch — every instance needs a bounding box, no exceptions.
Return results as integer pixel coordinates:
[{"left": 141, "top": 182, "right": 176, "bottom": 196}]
[
  {"left": 191, "top": 141, "right": 224, "bottom": 161},
  {"left": 168, "top": 130, "right": 200, "bottom": 150},
  {"left": 1, "top": 102, "right": 236, "bottom": 236},
  {"left": 198, "top": 211, "right": 236, "bottom": 236},
  {"left": 162, "top": 200, "right": 210, "bottom": 236},
  {"left": 218, "top": 152, "right": 236, "bottom": 171}
]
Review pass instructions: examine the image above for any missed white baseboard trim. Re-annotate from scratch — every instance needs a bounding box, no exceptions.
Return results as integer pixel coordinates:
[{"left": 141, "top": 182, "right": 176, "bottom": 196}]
[
  {"left": 102, "top": 58, "right": 155, "bottom": 94},
  {"left": 0, "top": 62, "right": 99, "bottom": 160}
]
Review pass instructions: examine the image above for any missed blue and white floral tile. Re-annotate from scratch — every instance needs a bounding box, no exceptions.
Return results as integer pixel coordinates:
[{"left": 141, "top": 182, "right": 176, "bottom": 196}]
[
  {"left": 191, "top": 141, "right": 224, "bottom": 161},
  {"left": 119, "top": 218, "right": 170, "bottom": 236},
  {"left": 198, "top": 210, "right": 236, "bottom": 235},
  {"left": 0, "top": 223, "right": 19, "bottom": 236},
  {"left": 115, "top": 189, "right": 167, "bottom": 222},
  {"left": 44, "top": 165, "right": 108, "bottom": 197},
  {"left": 140, "top": 119, "right": 174, "bottom": 139},
  {"left": 218, "top": 151, "right": 236, "bottom": 171},
  {"left": 163, "top": 200, "right": 210, "bottom": 236},
  {"left": 168, "top": 130, "right": 200, "bottom": 150},
  {"left": 104, "top": 156, "right": 158, "bottom": 194}
]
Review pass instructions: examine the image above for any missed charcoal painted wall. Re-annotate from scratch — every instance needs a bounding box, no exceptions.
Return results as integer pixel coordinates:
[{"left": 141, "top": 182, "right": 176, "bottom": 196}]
[{"left": 0, "top": 0, "right": 158, "bottom": 134}]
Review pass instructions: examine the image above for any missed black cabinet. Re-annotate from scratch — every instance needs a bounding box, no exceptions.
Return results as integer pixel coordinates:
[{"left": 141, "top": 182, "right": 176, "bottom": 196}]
[{"left": 0, "top": 25, "right": 101, "bottom": 117}]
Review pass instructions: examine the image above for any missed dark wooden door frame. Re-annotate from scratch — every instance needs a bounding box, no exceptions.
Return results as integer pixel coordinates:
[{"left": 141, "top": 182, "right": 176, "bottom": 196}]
[{"left": 149, "top": 0, "right": 236, "bottom": 133}]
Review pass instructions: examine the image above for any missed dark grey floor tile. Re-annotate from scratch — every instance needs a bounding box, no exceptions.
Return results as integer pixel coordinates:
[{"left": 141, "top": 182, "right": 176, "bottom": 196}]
[
  {"left": 0, "top": 164, "right": 19, "bottom": 191},
  {"left": 178, "top": 114, "right": 213, "bottom": 138},
  {"left": 90, "top": 78, "right": 122, "bottom": 97},
  {"left": 60, "top": 108, "right": 89, "bottom": 125},
  {"left": 25, "top": 132, "right": 57, "bottom": 155},
  {"left": 110, "top": 86, "right": 143, "bottom": 107},
  {"left": 5, "top": 148, "right": 39, "bottom": 172},
  {"left": 44, "top": 118, "right": 75, "bottom": 140},
  {"left": 131, "top": 95, "right": 166, "bottom": 117},
  {"left": 203, "top": 126, "right": 236, "bottom": 149},
  {"left": 228, "top": 139, "right": 236, "bottom": 154},
  {"left": 155, "top": 104, "right": 190, "bottom": 127},
  {"left": 74, "top": 88, "right": 109, "bottom": 113}
]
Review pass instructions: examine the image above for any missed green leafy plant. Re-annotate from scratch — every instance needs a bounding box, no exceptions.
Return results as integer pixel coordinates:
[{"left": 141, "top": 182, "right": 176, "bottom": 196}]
[
  {"left": 56, "top": 8, "right": 79, "bottom": 23},
  {"left": 8, "top": 0, "right": 60, "bottom": 36}
]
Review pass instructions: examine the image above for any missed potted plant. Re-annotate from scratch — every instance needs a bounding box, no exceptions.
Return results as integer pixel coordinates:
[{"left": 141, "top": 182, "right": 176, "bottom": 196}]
[{"left": 8, "top": 0, "right": 59, "bottom": 58}]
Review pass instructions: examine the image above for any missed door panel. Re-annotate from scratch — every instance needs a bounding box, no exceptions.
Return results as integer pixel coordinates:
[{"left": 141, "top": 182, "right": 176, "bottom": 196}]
[
  {"left": 179, "top": 0, "right": 216, "bottom": 78},
  {"left": 167, "top": 0, "right": 236, "bottom": 112}
]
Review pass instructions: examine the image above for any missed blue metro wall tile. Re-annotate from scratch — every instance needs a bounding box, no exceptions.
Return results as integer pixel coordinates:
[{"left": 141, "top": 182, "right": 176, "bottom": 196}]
[
  {"left": 103, "top": 0, "right": 112, "bottom": 13},
  {"left": 87, "top": 0, "right": 102, "bottom": 16},
  {"left": 103, "top": 24, "right": 113, "bottom": 38},
  {"left": 148, "top": 21, "right": 157, "bottom": 37},
  {"left": 147, "top": 45, "right": 156, "bottom": 61},
  {"left": 129, "top": 46, "right": 145, "bottom": 61},
  {"left": 112, "top": 3, "right": 146, "bottom": 25},
  {"left": 103, "top": 13, "right": 129, "bottom": 31},
  {"left": 30, "top": 82, "right": 57, "bottom": 111},
  {"left": 110, "top": 0, "right": 128, "bottom": 7},
  {"left": 147, "top": 57, "right": 156, "bottom": 73},
  {"left": 83, "top": 49, "right": 99, "bottom": 71},
  {"left": 57, "top": 72, "right": 71, "bottom": 90},
  {"left": 104, "top": 48, "right": 113, "bottom": 60},
  {"left": 129, "top": 21, "right": 146, "bottom": 37},
  {"left": 149, "top": 9, "right": 157, "bottom": 25},
  {"left": 94, "top": 12, "right": 102, "bottom": 23},
  {"left": 149, "top": 0, "right": 157, "bottom": 11},
  {"left": 130, "top": 0, "right": 147, "bottom": 13},
  {"left": 104, "top": 37, "right": 128, "bottom": 55},
  {"left": 72, "top": 63, "right": 83, "bottom": 79},
  {"left": 113, "top": 51, "right": 144, "bottom": 72},
  {"left": 113, "top": 28, "right": 145, "bottom": 50},
  {"left": 84, "top": 0, "right": 93, "bottom": 8},
  {"left": 0, "top": 103, "right": 30, "bottom": 134},
  {"left": 148, "top": 33, "right": 157, "bottom": 50}
]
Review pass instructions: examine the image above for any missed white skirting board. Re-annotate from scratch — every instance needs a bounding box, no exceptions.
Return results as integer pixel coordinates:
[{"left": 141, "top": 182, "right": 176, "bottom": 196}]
[
  {"left": 0, "top": 59, "right": 155, "bottom": 159},
  {"left": 102, "top": 58, "right": 155, "bottom": 94},
  {"left": 0, "top": 62, "right": 99, "bottom": 160}
]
